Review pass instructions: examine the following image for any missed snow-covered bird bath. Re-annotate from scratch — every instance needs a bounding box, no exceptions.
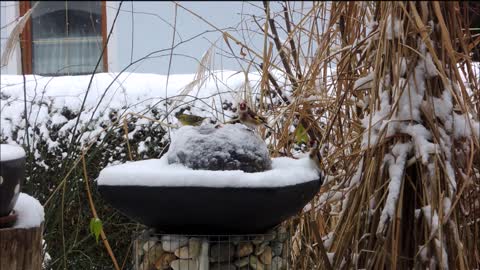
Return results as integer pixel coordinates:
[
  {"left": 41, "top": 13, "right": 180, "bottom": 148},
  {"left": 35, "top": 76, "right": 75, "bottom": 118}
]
[{"left": 98, "top": 123, "right": 322, "bottom": 234}]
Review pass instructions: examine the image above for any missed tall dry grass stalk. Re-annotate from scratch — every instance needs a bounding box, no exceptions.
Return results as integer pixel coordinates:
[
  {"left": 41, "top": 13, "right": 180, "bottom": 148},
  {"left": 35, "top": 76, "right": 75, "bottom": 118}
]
[
  {"left": 247, "top": 2, "right": 480, "bottom": 269},
  {"left": 0, "top": 2, "right": 38, "bottom": 67}
]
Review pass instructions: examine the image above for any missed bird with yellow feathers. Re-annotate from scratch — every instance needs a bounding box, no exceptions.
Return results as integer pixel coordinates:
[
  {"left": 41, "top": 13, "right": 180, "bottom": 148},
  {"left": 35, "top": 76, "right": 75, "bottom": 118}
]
[
  {"left": 174, "top": 111, "right": 207, "bottom": 126},
  {"left": 238, "top": 100, "right": 272, "bottom": 130}
]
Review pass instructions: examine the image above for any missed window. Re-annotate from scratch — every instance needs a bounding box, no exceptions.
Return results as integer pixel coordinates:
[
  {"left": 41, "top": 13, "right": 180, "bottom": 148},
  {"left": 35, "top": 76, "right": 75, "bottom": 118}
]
[{"left": 19, "top": 1, "right": 108, "bottom": 75}]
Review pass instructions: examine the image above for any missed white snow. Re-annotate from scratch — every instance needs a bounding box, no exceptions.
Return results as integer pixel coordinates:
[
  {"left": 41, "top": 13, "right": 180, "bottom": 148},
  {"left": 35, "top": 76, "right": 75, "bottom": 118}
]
[
  {"left": 399, "top": 57, "right": 408, "bottom": 77},
  {"left": 354, "top": 73, "right": 374, "bottom": 91},
  {"left": 421, "top": 204, "right": 441, "bottom": 239},
  {"left": 419, "top": 244, "right": 430, "bottom": 263},
  {"left": 0, "top": 71, "right": 261, "bottom": 152},
  {"left": 98, "top": 155, "right": 320, "bottom": 188},
  {"left": 434, "top": 238, "right": 449, "bottom": 269},
  {"left": 377, "top": 142, "right": 411, "bottom": 235},
  {"left": 385, "top": 14, "right": 403, "bottom": 40},
  {"left": 319, "top": 190, "right": 345, "bottom": 205},
  {"left": 361, "top": 91, "right": 391, "bottom": 150},
  {"left": 444, "top": 161, "right": 456, "bottom": 196},
  {"left": 403, "top": 124, "right": 437, "bottom": 165},
  {"left": 13, "top": 192, "right": 44, "bottom": 228},
  {"left": 327, "top": 252, "right": 335, "bottom": 265},
  {"left": 451, "top": 112, "right": 480, "bottom": 140},
  {"left": 166, "top": 123, "right": 270, "bottom": 170},
  {"left": 0, "top": 143, "right": 26, "bottom": 161},
  {"left": 424, "top": 53, "right": 438, "bottom": 78},
  {"left": 42, "top": 239, "right": 52, "bottom": 269},
  {"left": 443, "top": 197, "right": 452, "bottom": 215},
  {"left": 322, "top": 231, "right": 334, "bottom": 249}
]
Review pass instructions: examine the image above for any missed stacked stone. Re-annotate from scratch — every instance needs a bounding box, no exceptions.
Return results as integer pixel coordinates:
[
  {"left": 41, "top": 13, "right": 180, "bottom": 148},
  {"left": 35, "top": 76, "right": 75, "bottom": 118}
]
[{"left": 135, "top": 226, "right": 289, "bottom": 270}]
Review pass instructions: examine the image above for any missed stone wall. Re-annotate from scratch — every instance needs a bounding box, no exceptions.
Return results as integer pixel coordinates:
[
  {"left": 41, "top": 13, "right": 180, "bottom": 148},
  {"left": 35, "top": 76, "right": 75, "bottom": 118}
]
[{"left": 134, "top": 226, "right": 290, "bottom": 270}]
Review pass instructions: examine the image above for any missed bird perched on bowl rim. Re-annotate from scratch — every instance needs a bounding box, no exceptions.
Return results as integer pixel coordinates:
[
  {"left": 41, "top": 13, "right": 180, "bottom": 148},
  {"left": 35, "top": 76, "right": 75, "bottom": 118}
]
[
  {"left": 238, "top": 100, "right": 272, "bottom": 130},
  {"left": 174, "top": 111, "right": 208, "bottom": 126}
]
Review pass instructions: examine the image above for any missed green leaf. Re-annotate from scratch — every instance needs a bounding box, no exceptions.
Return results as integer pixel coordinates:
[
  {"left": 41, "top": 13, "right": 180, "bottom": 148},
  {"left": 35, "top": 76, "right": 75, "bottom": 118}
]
[
  {"left": 89, "top": 218, "right": 103, "bottom": 244},
  {"left": 295, "top": 123, "right": 309, "bottom": 144}
]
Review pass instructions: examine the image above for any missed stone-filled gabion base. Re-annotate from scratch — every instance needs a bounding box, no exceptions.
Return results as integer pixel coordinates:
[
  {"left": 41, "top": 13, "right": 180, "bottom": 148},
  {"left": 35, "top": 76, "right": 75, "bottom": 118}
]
[{"left": 134, "top": 226, "right": 290, "bottom": 270}]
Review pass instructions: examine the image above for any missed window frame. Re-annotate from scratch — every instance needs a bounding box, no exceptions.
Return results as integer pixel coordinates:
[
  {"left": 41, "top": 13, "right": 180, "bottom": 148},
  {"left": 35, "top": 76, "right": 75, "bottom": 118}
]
[{"left": 19, "top": 1, "right": 109, "bottom": 75}]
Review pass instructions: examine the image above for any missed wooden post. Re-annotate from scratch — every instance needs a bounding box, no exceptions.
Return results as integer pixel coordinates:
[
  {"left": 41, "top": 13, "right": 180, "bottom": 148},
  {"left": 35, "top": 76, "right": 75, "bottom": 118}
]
[{"left": 0, "top": 223, "right": 43, "bottom": 270}]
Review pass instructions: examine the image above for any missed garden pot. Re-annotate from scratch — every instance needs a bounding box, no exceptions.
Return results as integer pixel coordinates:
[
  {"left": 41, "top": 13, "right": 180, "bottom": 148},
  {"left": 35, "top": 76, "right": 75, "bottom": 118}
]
[
  {"left": 98, "top": 155, "right": 323, "bottom": 234},
  {"left": 98, "top": 179, "right": 321, "bottom": 234},
  {"left": 0, "top": 144, "right": 26, "bottom": 218}
]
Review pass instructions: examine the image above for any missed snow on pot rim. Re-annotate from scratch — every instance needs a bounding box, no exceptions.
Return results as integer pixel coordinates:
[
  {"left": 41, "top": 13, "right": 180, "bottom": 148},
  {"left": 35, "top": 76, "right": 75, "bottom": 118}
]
[
  {"left": 97, "top": 154, "right": 321, "bottom": 188},
  {"left": 0, "top": 144, "right": 26, "bottom": 161}
]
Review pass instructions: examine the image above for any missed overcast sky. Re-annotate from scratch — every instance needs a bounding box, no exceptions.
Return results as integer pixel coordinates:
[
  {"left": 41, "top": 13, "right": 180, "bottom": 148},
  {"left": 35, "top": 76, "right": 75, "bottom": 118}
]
[{"left": 112, "top": 1, "right": 268, "bottom": 74}]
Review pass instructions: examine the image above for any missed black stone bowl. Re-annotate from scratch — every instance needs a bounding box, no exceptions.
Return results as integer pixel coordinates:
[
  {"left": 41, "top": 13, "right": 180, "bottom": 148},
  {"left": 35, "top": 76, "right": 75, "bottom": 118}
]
[
  {"left": 98, "top": 179, "right": 321, "bottom": 234},
  {"left": 0, "top": 150, "right": 25, "bottom": 218}
]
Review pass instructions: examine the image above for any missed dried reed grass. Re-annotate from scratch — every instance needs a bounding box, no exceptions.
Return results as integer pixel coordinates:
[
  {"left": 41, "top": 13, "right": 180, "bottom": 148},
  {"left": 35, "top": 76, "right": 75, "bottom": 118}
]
[{"left": 249, "top": 2, "right": 480, "bottom": 269}]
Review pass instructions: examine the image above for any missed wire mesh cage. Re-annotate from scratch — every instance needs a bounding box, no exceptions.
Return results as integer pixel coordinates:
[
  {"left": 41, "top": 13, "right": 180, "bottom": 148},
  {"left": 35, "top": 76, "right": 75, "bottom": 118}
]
[{"left": 133, "top": 227, "right": 290, "bottom": 270}]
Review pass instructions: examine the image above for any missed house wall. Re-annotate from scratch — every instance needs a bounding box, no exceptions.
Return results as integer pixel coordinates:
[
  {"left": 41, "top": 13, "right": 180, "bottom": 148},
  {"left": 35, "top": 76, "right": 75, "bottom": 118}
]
[
  {"left": 0, "top": 1, "right": 120, "bottom": 75},
  {"left": 105, "top": 1, "right": 119, "bottom": 73},
  {"left": 0, "top": 1, "right": 21, "bottom": 75}
]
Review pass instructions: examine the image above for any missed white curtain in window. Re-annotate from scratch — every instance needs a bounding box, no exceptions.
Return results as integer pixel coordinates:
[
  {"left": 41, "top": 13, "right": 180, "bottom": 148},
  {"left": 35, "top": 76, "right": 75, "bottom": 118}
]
[
  {"left": 32, "top": 36, "right": 103, "bottom": 75},
  {"left": 31, "top": 1, "right": 104, "bottom": 76}
]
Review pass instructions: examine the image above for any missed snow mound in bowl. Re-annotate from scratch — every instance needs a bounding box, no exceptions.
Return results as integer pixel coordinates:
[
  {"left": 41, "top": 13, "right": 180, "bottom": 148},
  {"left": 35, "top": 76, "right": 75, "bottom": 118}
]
[{"left": 167, "top": 123, "right": 271, "bottom": 173}]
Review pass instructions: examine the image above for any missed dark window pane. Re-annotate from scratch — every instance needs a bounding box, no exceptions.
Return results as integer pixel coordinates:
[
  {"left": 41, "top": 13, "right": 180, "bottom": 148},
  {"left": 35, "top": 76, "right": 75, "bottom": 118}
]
[{"left": 30, "top": 1, "right": 104, "bottom": 75}]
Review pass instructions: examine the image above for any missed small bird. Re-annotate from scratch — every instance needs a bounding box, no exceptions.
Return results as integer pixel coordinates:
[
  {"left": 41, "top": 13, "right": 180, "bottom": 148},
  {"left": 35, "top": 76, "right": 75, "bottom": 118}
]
[
  {"left": 174, "top": 111, "right": 207, "bottom": 126},
  {"left": 309, "top": 140, "right": 322, "bottom": 173},
  {"left": 238, "top": 100, "right": 272, "bottom": 130}
]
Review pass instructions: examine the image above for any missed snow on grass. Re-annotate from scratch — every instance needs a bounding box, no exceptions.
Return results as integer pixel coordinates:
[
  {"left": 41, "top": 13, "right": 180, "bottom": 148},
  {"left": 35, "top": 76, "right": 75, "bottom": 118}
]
[
  {"left": 397, "top": 61, "right": 426, "bottom": 121},
  {"left": 318, "top": 190, "right": 345, "bottom": 205},
  {"left": 443, "top": 197, "right": 452, "bottom": 217},
  {"left": 429, "top": 88, "right": 479, "bottom": 141},
  {"left": 13, "top": 192, "right": 44, "bottom": 228},
  {"left": 0, "top": 143, "right": 25, "bottom": 161},
  {"left": 424, "top": 53, "right": 438, "bottom": 78},
  {"left": 98, "top": 154, "right": 320, "bottom": 188},
  {"left": 451, "top": 112, "right": 480, "bottom": 140},
  {"left": 322, "top": 231, "right": 334, "bottom": 249},
  {"left": 385, "top": 14, "right": 403, "bottom": 40},
  {"left": 444, "top": 161, "right": 457, "bottom": 196},
  {"left": 377, "top": 142, "right": 411, "bottom": 235},
  {"left": 403, "top": 124, "right": 437, "bottom": 165},
  {"left": 354, "top": 73, "right": 374, "bottom": 91},
  {"left": 361, "top": 90, "right": 392, "bottom": 150}
]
